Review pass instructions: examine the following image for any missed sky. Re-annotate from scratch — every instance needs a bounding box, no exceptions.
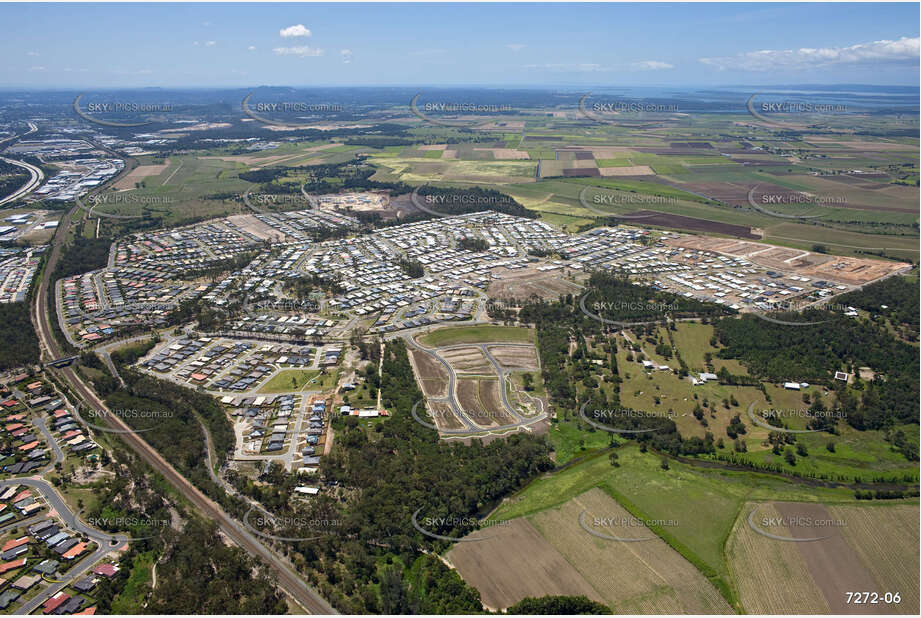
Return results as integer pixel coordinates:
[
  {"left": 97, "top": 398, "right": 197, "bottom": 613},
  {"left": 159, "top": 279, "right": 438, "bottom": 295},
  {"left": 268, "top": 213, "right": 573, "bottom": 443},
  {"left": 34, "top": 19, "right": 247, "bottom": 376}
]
[{"left": 2, "top": 2, "right": 919, "bottom": 88}]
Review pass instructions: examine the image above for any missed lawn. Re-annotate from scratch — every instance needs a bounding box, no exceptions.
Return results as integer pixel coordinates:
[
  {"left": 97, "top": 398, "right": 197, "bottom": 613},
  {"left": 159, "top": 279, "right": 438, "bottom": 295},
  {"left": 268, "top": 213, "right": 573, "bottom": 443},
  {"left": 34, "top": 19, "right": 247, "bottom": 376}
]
[
  {"left": 417, "top": 324, "right": 535, "bottom": 347},
  {"left": 258, "top": 369, "right": 321, "bottom": 393}
]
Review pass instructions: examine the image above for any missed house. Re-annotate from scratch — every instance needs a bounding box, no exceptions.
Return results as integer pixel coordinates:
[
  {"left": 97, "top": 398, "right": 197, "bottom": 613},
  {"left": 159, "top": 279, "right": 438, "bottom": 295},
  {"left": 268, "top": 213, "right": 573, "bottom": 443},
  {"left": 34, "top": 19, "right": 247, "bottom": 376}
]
[
  {"left": 42, "top": 591, "right": 70, "bottom": 614},
  {"left": 783, "top": 382, "right": 801, "bottom": 390},
  {"left": 294, "top": 486, "right": 320, "bottom": 495},
  {"left": 699, "top": 372, "right": 718, "bottom": 383},
  {"left": 92, "top": 563, "right": 119, "bottom": 578},
  {"left": 0, "top": 588, "right": 20, "bottom": 610},
  {"left": 12, "top": 573, "right": 41, "bottom": 590},
  {"left": 0, "top": 558, "right": 26, "bottom": 575},
  {"left": 834, "top": 371, "right": 849, "bottom": 382}
]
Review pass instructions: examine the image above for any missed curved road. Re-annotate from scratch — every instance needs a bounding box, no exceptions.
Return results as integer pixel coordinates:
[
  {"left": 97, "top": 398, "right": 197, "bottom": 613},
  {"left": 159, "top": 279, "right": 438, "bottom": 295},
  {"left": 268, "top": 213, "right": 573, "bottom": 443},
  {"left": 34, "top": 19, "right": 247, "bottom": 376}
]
[
  {"left": 0, "top": 155, "right": 44, "bottom": 206},
  {"left": 404, "top": 334, "right": 548, "bottom": 437},
  {"left": 31, "top": 189, "right": 335, "bottom": 613},
  {"left": 0, "top": 477, "right": 128, "bottom": 614}
]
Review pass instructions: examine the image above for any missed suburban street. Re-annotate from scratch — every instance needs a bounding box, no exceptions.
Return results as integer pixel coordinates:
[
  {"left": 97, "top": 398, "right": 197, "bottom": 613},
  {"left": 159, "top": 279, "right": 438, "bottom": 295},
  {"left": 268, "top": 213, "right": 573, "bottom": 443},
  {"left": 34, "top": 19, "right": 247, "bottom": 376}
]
[{"left": 30, "top": 198, "right": 337, "bottom": 614}]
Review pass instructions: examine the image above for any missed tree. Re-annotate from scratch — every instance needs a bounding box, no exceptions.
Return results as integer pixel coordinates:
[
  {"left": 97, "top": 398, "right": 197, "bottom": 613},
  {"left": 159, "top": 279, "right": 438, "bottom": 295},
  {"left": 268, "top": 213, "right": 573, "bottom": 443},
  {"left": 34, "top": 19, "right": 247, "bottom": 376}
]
[
  {"left": 784, "top": 448, "right": 796, "bottom": 466},
  {"left": 507, "top": 596, "right": 610, "bottom": 615}
]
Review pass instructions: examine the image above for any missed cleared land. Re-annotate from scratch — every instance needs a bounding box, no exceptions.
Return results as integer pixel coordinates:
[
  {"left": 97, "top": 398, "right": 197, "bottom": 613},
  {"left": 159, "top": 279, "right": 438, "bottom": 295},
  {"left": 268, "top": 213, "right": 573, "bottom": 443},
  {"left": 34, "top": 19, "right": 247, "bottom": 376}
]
[
  {"left": 486, "top": 345, "right": 539, "bottom": 370},
  {"left": 451, "top": 488, "right": 731, "bottom": 613},
  {"left": 728, "top": 502, "right": 918, "bottom": 614},
  {"left": 439, "top": 346, "right": 494, "bottom": 374},
  {"left": 417, "top": 325, "right": 534, "bottom": 347},
  {"left": 408, "top": 348, "right": 449, "bottom": 398},
  {"left": 113, "top": 159, "right": 170, "bottom": 190},
  {"left": 258, "top": 369, "right": 320, "bottom": 393},
  {"left": 447, "top": 517, "right": 606, "bottom": 611}
]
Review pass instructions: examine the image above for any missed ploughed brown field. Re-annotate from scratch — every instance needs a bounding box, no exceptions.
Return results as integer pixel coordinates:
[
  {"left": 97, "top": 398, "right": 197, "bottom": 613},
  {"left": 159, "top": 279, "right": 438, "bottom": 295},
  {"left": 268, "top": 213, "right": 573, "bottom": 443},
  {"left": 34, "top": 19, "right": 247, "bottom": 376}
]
[
  {"left": 624, "top": 210, "right": 760, "bottom": 239},
  {"left": 456, "top": 378, "right": 497, "bottom": 428},
  {"left": 486, "top": 345, "right": 539, "bottom": 370},
  {"left": 439, "top": 346, "right": 494, "bottom": 374},
  {"left": 448, "top": 488, "right": 732, "bottom": 613},
  {"left": 408, "top": 348, "right": 449, "bottom": 398},
  {"left": 728, "top": 501, "right": 919, "bottom": 615},
  {"left": 426, "top": 400, "right": 466, "bottom": 431}
]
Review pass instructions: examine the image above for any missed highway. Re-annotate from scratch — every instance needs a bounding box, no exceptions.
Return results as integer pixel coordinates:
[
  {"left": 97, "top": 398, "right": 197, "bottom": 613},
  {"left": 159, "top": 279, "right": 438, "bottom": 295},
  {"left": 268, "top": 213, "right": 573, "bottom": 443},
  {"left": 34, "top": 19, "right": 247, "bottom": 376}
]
[
  {"left": 31, "top": 198, "right": 336, "bottom": 613},
  {"left": 0, "top": 155, "right": 44, "bottom": 206}
]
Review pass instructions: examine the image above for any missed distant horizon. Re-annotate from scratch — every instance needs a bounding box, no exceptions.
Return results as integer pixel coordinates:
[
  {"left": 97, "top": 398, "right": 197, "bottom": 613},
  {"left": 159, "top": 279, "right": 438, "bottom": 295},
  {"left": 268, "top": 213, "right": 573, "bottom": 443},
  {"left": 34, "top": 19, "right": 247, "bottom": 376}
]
[{"left": 2, "top": 2, "right": 918, "bottom": 88}]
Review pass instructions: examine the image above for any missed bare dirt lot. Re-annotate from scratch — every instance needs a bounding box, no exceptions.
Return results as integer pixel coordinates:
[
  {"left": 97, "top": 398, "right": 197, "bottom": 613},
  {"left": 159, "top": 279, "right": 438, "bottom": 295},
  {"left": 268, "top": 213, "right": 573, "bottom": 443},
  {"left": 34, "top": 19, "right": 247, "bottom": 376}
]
[
  {"left": 627, "top": 211, "right": 761, "bottom": 239},
  {"left": 486, "top": 345, "right": 539, "bottom": 370},
  {"left": 665, "top": 235, "right": 911, "bottom": 285},
  {"left": 226, "top": 213, "right": 289, "bottom": 242},
  {"left": 450, "top": 488, "right": 732, "bottom": 613},
  {"left": 439, "top": 346, "right": 494, "bottom": 374},
  {"left": 427, "top": 400, "right": 466, "bottom": 431},
  {"left": 447, "top": 517, "right": 604, "bottom": 611},
  {"left": 599, "top": 165, "right": 655, "bottom": 176},
  {"left": 113, "top": 159, "right": 170, "bottom": 190},
  {"left": 456, "top": 378, "right": 496, "bottom": 428},
  {"left": 728, "top": 502, "right": 919, "bottom": 615},
  {"left": 408, "top": 348, "right": 450, "bottom": 398},
  {"left": 487, "top": 267, "right": 584, "bottom": 300}
]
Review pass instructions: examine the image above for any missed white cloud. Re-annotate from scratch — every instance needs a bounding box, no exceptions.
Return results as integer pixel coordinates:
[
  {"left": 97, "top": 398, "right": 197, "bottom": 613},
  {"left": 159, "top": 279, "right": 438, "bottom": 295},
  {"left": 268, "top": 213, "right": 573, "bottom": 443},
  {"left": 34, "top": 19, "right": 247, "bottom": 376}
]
[
  {"left": 506, "top": 43, "right": 526, "bottom": 52},
  {"left": 700, "top": 36, "right": 920, "bottom": 71},
  {"left": 248, "top": 45, "right": 257, "bottom": 51},
  {"left": 340, "top": 49, "right": 353, "bottom": 64},
  {"left": 273, "top": 46, "right": 324, "bottom": 57},
  {"left": 29, "top": 66, "right": 46, "bottom": 72},
  {"left": 205, "top": 40, "right": 216, "bottom": 47},
  {"left": 280, "top": 24, "right": 311, "bottom": 38},
  {"left": 26, "top": 51, "right": 39, "bottom": 57},
  {"left": 632, "top": 60, "right": 674, "bottom": 71}
]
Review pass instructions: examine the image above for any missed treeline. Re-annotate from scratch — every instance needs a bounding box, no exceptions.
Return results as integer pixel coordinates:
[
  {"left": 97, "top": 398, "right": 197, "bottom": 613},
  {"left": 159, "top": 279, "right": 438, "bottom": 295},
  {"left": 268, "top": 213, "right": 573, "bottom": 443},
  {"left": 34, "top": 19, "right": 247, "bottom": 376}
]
[
  {"left": 0, "top": 302, "right": 40, "bottom": 370},
  {"left": 242, "top": 158, "right": 537, "bottom": 220},
  {"left": 713, "top": 314, "right": 919, "bottom": 429},
  {"left": 250, "top": 339, "right": 554, "bottom": 612},
  {"left": 838, "top": 274, "right": 919, "bottom": 340},
  {"left": 53, "top": 236, "right": 111, "bottom": 280}
]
